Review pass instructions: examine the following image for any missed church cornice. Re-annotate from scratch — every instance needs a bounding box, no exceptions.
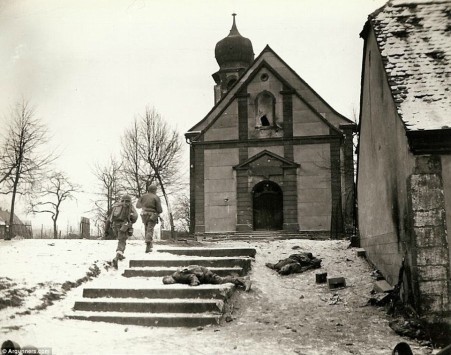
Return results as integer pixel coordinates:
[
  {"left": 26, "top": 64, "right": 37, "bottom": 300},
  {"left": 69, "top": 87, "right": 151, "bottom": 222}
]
[
  {"left": 233, "top": 149, "right": 299, "bottom": 170},
  {"left": 189, "top": 134, "right": 342, "bottom": 148}
]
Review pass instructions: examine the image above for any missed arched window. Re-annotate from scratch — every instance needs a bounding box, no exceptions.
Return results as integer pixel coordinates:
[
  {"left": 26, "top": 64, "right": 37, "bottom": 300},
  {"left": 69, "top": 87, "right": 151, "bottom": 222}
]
[{"left": 255, "top": 91, "right": 276, "bottom": 129}]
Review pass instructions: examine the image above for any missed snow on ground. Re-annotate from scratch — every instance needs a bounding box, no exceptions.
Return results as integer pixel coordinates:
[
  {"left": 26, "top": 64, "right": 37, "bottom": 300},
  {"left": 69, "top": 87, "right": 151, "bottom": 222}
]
[{"left": 0, "top": 238, "right": 433, "bottom": 355}]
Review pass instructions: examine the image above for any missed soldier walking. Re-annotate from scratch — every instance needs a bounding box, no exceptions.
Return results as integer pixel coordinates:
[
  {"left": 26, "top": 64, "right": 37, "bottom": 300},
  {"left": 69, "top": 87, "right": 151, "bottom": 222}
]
[
  {"left": 108, "top": 194, "right": 138, "bottom": 269},
  {"left": 136, "top": 183, "right": 163, "bottom": 253}
]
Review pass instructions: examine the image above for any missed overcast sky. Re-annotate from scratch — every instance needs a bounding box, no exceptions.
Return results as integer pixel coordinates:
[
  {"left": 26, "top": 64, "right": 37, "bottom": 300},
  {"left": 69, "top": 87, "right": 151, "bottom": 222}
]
[{"left": 0, "top": 0, "right": 387, "bottom": 231}]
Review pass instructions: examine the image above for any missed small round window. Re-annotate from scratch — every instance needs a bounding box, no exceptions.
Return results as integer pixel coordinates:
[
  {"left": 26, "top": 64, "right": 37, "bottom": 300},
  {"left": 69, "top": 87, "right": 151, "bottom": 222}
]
[{"left": 260, "top": 73, "right": 269, "bottom": 81}]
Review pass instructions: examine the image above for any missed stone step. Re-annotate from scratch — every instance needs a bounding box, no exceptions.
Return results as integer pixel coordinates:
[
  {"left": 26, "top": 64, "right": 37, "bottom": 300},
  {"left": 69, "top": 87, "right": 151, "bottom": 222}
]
[
  {"left": 157, "top": 247, "right": 256, "bottom": 258},
  {"left": 72, "top": 247, "right": 256, "bottom": 327},
  {"left": 82, "top": 284, "right": 235, "bottom": 300},
  {"left": 73, "top": 298, "right": 224, "bottom": 313},
  {"left": 129, "top": 257, "right": 252, "bottom": 271},
  {"left": 67, "top": 311, "right": 222, "bottom": 327},
  {"left": 123, "top": 266, "right": 245, "bottom": 278},
  {"left": 194, "top": 231, "right": 329, "bottom": 241}
]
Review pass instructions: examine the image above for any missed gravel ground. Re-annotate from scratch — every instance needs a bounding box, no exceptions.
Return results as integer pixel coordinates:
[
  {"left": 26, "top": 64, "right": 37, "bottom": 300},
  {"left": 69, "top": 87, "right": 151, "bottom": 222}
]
[{"left": 0, "top": 238, "right": 434, "bottom": 355}]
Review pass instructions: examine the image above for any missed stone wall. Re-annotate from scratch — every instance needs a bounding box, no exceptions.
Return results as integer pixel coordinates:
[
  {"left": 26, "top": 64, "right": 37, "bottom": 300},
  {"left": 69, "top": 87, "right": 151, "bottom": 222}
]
[{"left": 408, "top": 156, "right": 450, "bottom": 315}]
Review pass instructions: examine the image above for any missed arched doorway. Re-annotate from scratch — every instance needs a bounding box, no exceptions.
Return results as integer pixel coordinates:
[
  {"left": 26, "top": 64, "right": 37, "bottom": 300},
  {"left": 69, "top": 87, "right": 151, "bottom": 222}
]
[{"left": 252, "top": 180, "right": 283, "bottom": 230}]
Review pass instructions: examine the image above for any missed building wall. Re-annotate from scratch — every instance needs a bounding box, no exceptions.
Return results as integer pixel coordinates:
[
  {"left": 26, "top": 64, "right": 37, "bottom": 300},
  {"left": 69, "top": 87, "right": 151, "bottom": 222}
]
[
  {"left": 204, "top": 101, "right": 239, "bottom": 141},
  {"left": 295, "top": 143, "right": 331, "bottom": 230},
  {"left": 247, "top": 68, "right": 284, "bottom": 140},
  {"left": 442, "top": 155, "right": 451, "bottom": 275},
  {"left": 191, "top": 49, "right": 353, "bottom": 235},
  {"left": 204, "top": 148, "right": 239, "bottom": 232},
  {"left": 358, "top": 29, "right": 416, "bottom": 286},
  {"left": 293, "top": 96, "right": 330, "bottom": 136},
  {"left": 260, "top": 51, "right": 348, "bottom": 129},
  {"left": 408, "top": 156, "right": 450, "bottom": 314},
  {"left": 192, "top": 49, "right": 350, "bottom": 134},
  {"left": 248, "top": 145, "right": 283, "bottom": 158},
  {"left": 191, "top": 144, "right": 205, "bottom": 233},
  {"left": 341, "top": 126, "right": 355, "bottom": 232},
  {"left": 359, "top": 29, "right": 450, "bottom": 315}
]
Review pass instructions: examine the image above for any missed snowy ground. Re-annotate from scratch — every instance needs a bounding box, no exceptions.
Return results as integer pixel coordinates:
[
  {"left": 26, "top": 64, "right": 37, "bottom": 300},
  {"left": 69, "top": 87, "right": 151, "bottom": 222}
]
[{"left": 0, "top": 238, "right": 436, "bottom": 355}]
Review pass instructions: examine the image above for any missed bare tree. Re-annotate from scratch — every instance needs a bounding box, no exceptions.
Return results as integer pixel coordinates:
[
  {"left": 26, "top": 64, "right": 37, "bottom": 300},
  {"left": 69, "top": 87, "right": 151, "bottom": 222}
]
[
  {"left": 0, "top": 143, "right": 17, "bottom": 186},
  {"left": 91, "top": 156, "right": 122, "bottom": 234},
  {"left": 121, "top": 107, "right": 184, "bottom": 238},
  {"left": 120, "top": 119, "right": 149, "bottom": 198},
  {"left": 142, "top": 108, "right": 181, "bottom": 237},
  {"left": 173, "top": 193, "right": 190, "bottom": 233},
  {"left": 27, "top": 171, "right": 80, "bottom": 238},
  {"left": 0, "top": 100, "right": 55, "bottom": 239}
]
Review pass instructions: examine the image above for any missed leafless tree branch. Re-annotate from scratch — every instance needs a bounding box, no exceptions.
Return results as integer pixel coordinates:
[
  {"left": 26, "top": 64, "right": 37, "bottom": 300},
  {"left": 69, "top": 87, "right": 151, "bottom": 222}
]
[
  {"left": 27, "top": 171, "right": 81, "bottom": 238},
  {"left": 0, "top": 100, "right": 57, "bottom": 238},
  {"left": 120, "top": 106, "right": 185, "bottom": 237}
]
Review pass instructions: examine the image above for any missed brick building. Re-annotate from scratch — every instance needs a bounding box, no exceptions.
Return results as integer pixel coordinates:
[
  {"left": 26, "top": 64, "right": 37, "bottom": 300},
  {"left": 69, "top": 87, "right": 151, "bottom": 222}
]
[
  {"left": 357, "top": 0, "right": 451, "bottom": 318},
  {"left": 186, "top": 15, "right": 355, "bottom": 236}
]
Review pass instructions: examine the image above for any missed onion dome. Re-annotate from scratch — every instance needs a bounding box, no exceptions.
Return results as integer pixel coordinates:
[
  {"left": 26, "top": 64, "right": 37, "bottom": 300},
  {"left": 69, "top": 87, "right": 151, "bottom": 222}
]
[{"left": 215, "top": 14, "right": 254, "bottom": 70}]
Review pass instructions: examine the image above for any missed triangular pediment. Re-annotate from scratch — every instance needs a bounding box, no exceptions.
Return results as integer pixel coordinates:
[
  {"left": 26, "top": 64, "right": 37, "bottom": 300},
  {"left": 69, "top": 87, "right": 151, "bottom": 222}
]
[
  {"left": 234, "top": 150, "right": 299, "bottom": 170},
  {"left": 186, "top": 45, "right": 353, "bottom": 141}
]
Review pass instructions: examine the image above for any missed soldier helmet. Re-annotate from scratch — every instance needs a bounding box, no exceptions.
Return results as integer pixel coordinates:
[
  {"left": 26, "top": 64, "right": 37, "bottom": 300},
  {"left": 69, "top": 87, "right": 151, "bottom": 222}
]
[
  {"left": 147, "top": 184, "right": 157, "bottom": 193},
  {"left": 162, "top": 275, "right": 176, "bottom": 284},
  {"left": 121, "top": 194, "right": 132, "bottom": 203}
]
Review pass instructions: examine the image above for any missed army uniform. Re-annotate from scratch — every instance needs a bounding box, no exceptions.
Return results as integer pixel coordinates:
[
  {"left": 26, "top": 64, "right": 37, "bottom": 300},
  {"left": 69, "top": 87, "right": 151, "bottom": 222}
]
[
  {"left": 109, "top": 195, "right": 138, "bottom": 269},
  {"left": 163, "top": 265, "right": 251, "bottom": 291},
  {"left": 136, "top": 184, "right": 162, "bottom": 253},
  {"left": 266, "top": 252, "right": 321, "bottom": 275}
]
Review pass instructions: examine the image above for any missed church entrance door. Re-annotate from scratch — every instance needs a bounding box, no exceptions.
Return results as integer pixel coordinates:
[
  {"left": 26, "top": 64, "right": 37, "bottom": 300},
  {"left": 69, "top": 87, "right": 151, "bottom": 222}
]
[{"left": 252, "top": 180, "right": 283, "bottom": 230}]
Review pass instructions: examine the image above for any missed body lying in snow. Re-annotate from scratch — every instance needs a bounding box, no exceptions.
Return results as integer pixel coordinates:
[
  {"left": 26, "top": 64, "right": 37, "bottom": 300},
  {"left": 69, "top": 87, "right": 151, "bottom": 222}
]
[
  {"left": 266, "top": 252, "right": 321, "bottom": 275},
  {"left": 162, "top": 265, "right": 251, "bottom": 291}
]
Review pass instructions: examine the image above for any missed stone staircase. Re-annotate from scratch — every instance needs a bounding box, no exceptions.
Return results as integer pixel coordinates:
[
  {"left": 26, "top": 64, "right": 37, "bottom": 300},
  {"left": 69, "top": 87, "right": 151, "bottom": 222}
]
[{"left": 67, "top": 247, "right": 255, "bottom": 327}]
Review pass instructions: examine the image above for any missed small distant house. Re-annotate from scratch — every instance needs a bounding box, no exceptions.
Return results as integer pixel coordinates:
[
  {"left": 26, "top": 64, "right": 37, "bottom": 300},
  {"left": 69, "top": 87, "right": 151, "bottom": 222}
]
[
  {"left": 186, "top": 15, "right": 356, "bottom": 236},
  {"left": 0, "top": 208, "right": 32, "bottom": 239},
  {"left": 357, "top": 0, "right": 450, "bottom": 319}
]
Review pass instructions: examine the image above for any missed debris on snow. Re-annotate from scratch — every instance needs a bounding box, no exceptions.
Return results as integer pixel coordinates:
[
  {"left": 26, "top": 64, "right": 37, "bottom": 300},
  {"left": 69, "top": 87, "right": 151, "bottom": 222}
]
[
  {"left": 327, "top": 276, "right": 346, "bottom": 289},
  {"left": 370, "top": 269, "right": 384, "bottom": 280},
  {"left": 315, "top": 272, "right": 328, "bottom": 284}
]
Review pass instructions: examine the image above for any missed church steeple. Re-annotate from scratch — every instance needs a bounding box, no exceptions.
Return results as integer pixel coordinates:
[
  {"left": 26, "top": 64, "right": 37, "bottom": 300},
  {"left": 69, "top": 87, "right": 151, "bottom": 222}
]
[
  {"left": 230, "top": 13, "right": 239, "bottom": 35},
  {"left": 212, "top": 14, "right": 254, "bottom": 103}
]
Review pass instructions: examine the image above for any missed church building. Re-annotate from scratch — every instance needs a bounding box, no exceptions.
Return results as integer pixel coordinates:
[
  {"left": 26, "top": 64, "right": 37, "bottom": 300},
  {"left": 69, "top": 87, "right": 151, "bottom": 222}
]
[{"left": 186, "top": 15, "right": 356, "bottom": 236}]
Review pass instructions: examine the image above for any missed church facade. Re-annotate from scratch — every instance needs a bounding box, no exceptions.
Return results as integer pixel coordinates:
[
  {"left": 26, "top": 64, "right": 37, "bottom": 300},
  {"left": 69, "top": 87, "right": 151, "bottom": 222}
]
[{"left": 186, "top": 16, "right": 355, "bottom": 235}]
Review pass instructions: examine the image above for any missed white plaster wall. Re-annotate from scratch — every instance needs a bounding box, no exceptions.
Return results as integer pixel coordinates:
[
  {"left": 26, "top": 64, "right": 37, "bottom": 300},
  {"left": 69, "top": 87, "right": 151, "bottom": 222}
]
[
  {"left": 294, "top": 144, "right": 331, "bottom": 230},
  {"left": 262, "top": 51, "right": 350, "bottom": 129},
  {"left": 248, "top": 146, "right": 284, "bottom": 158},
  {"left": 204, "top": 148, "right": 239, "bottom": 232},
  {"left": 293, "top": 96, "right": 330, "bottom": 136},
  {"left": 204, "top": 101, "right": 239, "bottom": 141}
]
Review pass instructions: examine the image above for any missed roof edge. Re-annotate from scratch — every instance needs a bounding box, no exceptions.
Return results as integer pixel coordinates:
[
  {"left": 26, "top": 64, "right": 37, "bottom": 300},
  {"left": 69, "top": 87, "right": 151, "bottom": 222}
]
[{"left": 407, "top": 129, "right": 451, "bottom": 154}]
